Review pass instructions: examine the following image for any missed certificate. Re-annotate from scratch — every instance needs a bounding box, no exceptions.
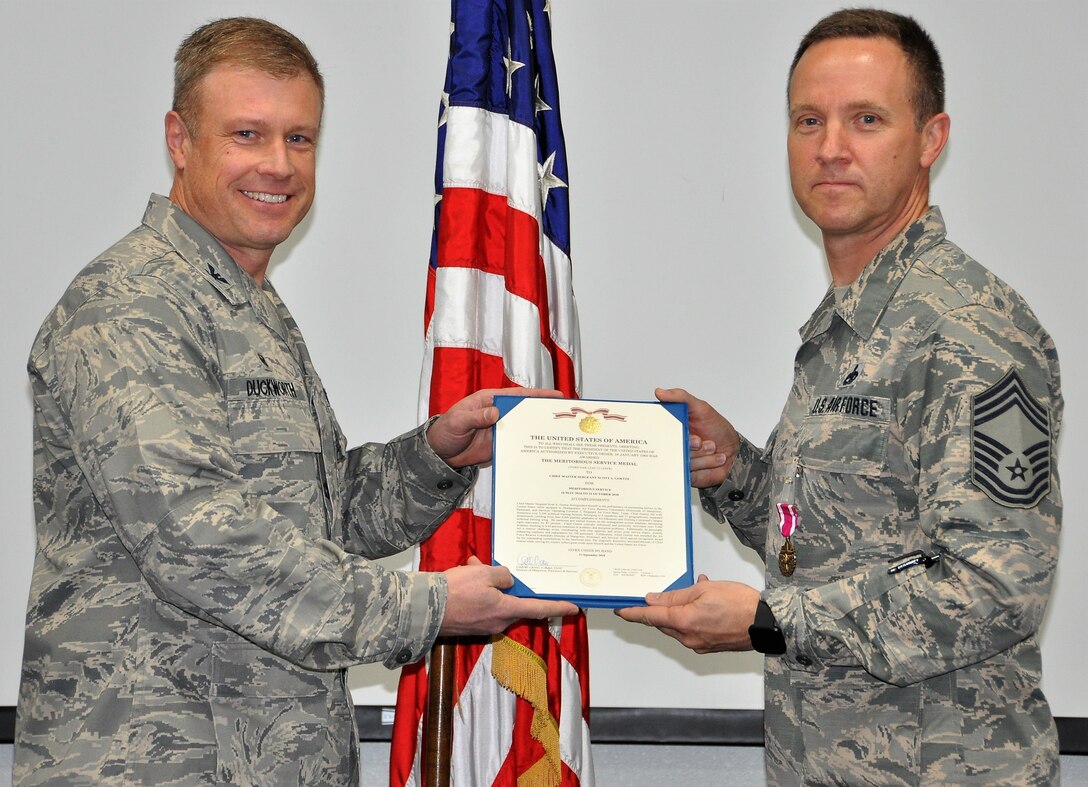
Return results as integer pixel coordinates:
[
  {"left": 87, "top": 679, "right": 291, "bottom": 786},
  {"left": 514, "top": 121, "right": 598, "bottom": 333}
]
[{"left": 491, "top": 396, "right": 693, "bottom": 608}]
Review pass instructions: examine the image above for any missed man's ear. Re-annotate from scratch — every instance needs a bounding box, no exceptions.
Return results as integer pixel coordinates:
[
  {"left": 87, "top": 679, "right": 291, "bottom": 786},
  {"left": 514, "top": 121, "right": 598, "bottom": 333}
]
[
  {"left": 165, "top": 111, "right": 191, "bottom": 171},
  {"left": 920, "top": 112, "right": 950, "bottom": 169}
]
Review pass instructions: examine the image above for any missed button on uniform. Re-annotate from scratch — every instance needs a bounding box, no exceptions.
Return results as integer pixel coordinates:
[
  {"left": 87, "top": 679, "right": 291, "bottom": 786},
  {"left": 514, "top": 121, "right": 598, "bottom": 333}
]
[
  {"left": 728, "top": 489, "right": 745, "bottom": 501},
  {"left": 437, "top": 480, "right": 453, "bottom": 491},
  {"left": 395, "top": 649, "right": 412, "bottom": 664}
]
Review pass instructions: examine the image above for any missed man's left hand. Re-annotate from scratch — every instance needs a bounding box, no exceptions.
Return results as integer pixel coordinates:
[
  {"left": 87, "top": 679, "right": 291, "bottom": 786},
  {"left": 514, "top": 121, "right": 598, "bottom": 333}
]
[
  {"left": 616, "top": 575, "right": 761, "bottom": 654},
  {"left": 427, "top": 387, "right": 562, "bottom": 468}
]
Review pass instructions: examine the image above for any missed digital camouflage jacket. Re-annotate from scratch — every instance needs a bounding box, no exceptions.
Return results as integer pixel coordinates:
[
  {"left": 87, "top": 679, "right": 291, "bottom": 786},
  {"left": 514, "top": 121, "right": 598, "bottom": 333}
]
[
  {"left": 703, "top": 208, "right": 1062, "bottom": 785},
  {"left": 16, "top": 195, "right": 472, "bottom": 785}
]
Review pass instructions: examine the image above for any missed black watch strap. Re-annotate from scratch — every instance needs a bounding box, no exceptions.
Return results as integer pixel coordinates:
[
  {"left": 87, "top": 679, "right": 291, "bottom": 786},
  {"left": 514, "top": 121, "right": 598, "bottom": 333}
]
[{"left": 748, "top": 599, "right": 787, "bottom": 655}]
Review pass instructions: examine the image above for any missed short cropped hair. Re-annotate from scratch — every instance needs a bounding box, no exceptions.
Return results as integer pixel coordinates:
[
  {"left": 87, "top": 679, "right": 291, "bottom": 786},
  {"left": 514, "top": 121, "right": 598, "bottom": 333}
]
[
  {"left": 788, "top": 8, "right": 944, "bottom": 129},
  {"left": 173, "top": 17, "right": 324, "bottom": 133}
]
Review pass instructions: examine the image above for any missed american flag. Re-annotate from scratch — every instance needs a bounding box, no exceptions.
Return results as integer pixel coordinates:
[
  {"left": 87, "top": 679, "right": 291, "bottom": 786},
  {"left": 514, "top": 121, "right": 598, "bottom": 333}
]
[{"left": 390, "top": 0, "right": 592, "bottom": 785}]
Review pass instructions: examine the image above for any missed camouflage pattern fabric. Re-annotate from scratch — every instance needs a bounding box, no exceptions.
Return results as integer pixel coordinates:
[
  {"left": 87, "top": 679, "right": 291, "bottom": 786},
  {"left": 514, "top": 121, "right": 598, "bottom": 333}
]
[
  {"left": 15, "top": 194, "right": 474, "bottom": 785},
  {"left": 702, "top": 208, "right": 1062, "bottom": 785}
]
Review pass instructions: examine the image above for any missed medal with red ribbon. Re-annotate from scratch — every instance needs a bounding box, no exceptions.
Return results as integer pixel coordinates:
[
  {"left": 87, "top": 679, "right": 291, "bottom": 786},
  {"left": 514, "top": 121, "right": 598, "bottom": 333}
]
[{"left": 776, "top": 501, "right": 799, "bottom": 576}]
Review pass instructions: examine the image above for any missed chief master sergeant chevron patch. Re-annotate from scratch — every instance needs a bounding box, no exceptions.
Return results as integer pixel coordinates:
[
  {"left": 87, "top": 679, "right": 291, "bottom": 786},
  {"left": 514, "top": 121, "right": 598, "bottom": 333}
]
[{"left": 971, "top": 369, "right": 1052, "bottom": 508}]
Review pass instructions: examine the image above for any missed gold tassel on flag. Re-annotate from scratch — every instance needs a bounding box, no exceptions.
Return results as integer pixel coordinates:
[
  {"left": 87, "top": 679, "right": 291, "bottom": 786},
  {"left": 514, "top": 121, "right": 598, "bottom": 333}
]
[{"left": 491, "top": 634, "right": 562, "bottom": 787}]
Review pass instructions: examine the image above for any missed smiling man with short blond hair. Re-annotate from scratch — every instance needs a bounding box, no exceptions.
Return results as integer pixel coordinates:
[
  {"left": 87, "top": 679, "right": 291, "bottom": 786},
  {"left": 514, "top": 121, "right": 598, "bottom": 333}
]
[{"left": 14, "top": 17, "right": 574, "bottom": 785}]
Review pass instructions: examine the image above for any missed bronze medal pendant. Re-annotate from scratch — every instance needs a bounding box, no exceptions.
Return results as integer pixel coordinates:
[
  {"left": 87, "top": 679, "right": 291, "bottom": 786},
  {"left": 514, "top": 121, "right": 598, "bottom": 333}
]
[
  {"left": 778, "top": 536, "right": 797, "bottom": 576},
  {"left": 775, "top": 501, "right": 800, "bottom": 577}
]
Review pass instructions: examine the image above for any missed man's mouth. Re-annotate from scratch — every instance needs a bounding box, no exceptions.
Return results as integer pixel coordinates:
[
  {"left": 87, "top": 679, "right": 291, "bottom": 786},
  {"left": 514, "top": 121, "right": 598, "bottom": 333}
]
[{"left": 242, "top": 191, "right": 288, "bottom": 204}]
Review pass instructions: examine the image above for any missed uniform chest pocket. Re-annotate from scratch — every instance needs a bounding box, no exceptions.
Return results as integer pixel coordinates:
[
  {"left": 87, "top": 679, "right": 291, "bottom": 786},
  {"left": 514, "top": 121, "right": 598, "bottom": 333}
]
[
  {"left": 225, "top": 375, "right": 320, "bottom": 455},
  {"left": 797, "top": 393, "right": 891, "bottom": 476}
]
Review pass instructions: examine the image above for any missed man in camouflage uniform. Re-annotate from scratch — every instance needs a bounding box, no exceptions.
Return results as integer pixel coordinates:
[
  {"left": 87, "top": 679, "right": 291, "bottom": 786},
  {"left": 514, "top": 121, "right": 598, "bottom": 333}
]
[
  {"left": 620, "top": 9, "right": 1062, "bottom": 785},
  {"left": 15, "top": 17, "right": 575, "bottom": 786}
]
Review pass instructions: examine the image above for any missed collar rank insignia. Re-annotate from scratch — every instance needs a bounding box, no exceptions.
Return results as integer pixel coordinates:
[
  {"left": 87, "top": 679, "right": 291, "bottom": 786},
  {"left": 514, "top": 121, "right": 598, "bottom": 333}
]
[
  {"left": 971, "top": 369, "right": 1051, "bottom": 508},
  {"left": 207, "top": 263, "right": 229, "bottom": 285}
]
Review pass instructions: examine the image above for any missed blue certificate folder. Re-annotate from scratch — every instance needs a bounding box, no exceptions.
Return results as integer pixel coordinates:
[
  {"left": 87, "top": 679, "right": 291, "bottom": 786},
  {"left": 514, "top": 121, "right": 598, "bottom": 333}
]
[{"left": 491, "top": 396, "right": 694, "bottom": 608}]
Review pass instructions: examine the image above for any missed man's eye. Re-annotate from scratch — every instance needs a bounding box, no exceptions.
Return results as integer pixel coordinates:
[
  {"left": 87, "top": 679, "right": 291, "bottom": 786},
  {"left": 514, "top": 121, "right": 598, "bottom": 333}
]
[
  {"left": 799, "top": 117, "right": 820, "bottom": 127},
  {"left": 860, "top": 115, "right": 878, "bottom": 124},
  {"left": 235, "top": 130, "right": 255, "bottom": 139},
  {"left": 287, "top": 134, "right": 309, "bottom": 144}
]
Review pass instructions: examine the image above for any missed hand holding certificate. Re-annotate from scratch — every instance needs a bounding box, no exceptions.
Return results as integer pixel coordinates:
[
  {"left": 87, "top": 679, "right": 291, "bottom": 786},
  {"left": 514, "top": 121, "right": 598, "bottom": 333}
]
[{"left": 491, "top": 396, "right": 694, "bottom": 607}]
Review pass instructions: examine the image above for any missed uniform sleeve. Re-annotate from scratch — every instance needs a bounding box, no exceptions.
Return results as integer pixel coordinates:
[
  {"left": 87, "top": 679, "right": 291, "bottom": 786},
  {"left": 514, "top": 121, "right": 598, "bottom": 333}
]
[
  {"left": 766, "top": 304, "right": 1062, "bottom": 685},
  {"left": 48, "top": 276, "right": 455, "bottom": 670},
  {"left": 699, "top": 433, "right": 775, "bottom": 558},
  {"left": 338, "top": 420, "right": 476, "bottom": 559}
]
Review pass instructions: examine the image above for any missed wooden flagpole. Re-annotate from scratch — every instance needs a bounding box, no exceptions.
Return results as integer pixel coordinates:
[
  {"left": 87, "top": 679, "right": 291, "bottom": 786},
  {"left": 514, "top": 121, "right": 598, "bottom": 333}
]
[{"left": 422, "top": 639, "right": 456, "bottom": 787}]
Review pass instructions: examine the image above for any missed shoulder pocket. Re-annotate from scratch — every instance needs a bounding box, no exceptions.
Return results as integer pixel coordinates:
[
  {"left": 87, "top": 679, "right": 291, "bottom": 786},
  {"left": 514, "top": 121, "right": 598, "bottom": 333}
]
[{"left": 798, "top": 393, "right": 891, "bottom": 475}]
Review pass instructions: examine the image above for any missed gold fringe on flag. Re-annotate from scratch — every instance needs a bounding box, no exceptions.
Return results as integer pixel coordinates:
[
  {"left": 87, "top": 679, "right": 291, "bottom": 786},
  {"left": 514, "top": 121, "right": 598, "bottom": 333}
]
[{"left": 491, "top": 633, "right": 562, "bottom": 787}]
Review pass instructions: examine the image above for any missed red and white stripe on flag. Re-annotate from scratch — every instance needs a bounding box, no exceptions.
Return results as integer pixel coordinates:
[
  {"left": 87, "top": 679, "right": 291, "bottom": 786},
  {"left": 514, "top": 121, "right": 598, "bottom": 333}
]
[{"left": 391, "top": 1, "right": 592, "bottom": 785}]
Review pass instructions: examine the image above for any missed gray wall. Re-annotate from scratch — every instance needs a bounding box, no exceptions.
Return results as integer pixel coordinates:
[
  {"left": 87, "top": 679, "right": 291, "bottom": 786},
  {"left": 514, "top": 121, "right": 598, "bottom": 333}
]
[{"left": 2, "top": 0, "right": 1085, "bottom": 720}]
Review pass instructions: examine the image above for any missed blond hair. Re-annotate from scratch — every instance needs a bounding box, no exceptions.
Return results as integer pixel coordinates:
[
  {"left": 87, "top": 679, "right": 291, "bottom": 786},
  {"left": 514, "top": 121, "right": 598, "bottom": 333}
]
[{"left": 173, "top": 17, "right": 324, "bottom": 133}]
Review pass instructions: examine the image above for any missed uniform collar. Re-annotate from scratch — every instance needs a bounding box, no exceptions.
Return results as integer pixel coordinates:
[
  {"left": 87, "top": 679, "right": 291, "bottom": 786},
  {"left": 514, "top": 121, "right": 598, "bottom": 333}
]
[
  {"left": 141, "top": 193, "right": 260, "bottom": 308},
  {"left": 140, "top": 194, "right": 295, "bottom": 347},
  {"left": 799, "top": 206, "right": 948, "bottom": 342}
]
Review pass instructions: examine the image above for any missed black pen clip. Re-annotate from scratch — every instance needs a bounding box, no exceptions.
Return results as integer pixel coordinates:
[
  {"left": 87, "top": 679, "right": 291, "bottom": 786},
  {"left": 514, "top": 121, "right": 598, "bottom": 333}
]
[{"left": 887, "top": 549, "right": 941, "bottom": 575}]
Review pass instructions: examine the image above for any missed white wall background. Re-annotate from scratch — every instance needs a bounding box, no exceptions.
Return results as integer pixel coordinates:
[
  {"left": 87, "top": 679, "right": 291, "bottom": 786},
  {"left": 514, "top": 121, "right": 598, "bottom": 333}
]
[{"left": 2, "top": 0, "right": 1084, "bottom": 720}]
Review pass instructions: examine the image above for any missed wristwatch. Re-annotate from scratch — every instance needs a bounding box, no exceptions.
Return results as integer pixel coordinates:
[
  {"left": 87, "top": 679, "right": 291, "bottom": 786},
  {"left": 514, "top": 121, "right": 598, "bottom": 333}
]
[{"left": 747, "top": 599, "right": 787, "bottom": 655}]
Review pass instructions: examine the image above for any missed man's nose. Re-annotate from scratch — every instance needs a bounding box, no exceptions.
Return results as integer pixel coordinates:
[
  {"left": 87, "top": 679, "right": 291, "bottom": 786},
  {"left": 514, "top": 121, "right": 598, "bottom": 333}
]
[
  {"left": 257, "top": 139, "right": 295, "bottom": 178},
  {"left": 815, "top": 121, "right": 850, "bottom": 165}
]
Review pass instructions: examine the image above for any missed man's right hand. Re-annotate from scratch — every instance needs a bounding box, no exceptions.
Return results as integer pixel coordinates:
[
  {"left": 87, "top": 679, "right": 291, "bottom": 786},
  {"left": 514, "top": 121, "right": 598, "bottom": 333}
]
[
  {"left": 439, "top": 556, "right": 578, "bottom": 635},
  {"left": 615, "top": 574, "right": 761, "bottom": 653},
  {"left": 655, "top": 387, "right": 740, "bottom": 488}
]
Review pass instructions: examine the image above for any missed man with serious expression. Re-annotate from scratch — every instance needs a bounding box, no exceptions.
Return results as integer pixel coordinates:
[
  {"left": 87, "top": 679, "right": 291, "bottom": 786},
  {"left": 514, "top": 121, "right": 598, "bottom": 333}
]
[
  {"left": 620, "top": 10, "right": 1061, "bottom": 784},
  {"left": 787, "top": 35, "right": 948, "bottom": 285}
]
